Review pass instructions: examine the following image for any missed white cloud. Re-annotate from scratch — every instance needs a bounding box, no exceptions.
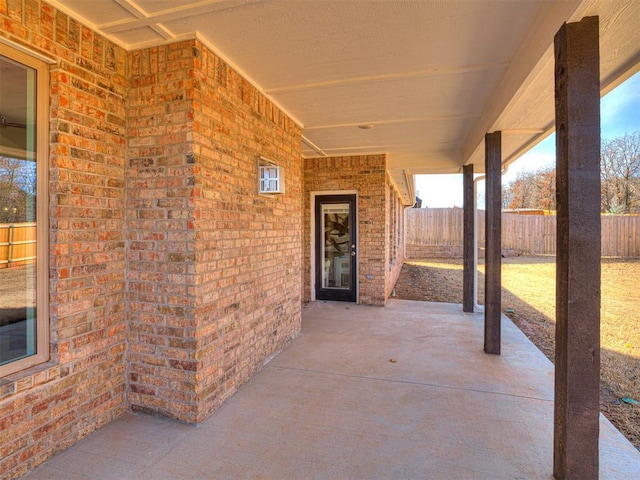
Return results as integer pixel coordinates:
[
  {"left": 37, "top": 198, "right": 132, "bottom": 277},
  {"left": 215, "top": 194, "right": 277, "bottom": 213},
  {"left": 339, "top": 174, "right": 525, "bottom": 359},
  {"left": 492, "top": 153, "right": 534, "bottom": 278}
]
[{"left": 415, "top": 174, "right": 463, "bottom": 208}]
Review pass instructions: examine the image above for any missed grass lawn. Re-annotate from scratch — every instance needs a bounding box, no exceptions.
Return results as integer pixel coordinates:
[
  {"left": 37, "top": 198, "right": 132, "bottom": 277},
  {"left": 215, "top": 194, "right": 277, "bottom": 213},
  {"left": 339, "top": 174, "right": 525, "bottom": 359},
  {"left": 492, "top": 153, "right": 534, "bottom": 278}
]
[{"left": 394, "top": 256, "right": 640, "bottom": 450}]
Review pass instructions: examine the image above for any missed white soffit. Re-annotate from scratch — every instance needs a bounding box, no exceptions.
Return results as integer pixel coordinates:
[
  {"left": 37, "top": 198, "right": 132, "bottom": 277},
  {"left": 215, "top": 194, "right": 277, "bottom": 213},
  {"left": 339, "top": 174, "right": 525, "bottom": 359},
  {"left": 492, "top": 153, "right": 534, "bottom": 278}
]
[
  {"left": 465, "top": 0, "right": 640, "bottom": 172},
  {"left": 48, "top": 0, "right": 640, "bottom": 204}
]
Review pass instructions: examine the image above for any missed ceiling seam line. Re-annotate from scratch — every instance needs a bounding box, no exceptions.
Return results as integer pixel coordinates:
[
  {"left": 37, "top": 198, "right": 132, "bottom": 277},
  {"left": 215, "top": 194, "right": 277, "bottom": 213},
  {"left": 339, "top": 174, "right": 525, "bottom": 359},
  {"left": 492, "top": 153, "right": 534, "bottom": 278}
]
[
  {"left": 264, "top": 63, "right": 511, "bottom": 94},
  {"left": 304, "top": 115, "right": 482, "bottom": 130},
  {"left": 99, "top": 0, "right": 263, "bottom": 33}
]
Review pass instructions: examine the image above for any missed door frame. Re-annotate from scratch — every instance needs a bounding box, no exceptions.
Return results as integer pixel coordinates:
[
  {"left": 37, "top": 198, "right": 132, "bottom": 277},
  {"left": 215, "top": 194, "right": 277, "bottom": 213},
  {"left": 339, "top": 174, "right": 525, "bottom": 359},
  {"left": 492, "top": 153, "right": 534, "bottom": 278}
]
[{"left": 310, "top": 191, "right": 358, "bottom": 302}]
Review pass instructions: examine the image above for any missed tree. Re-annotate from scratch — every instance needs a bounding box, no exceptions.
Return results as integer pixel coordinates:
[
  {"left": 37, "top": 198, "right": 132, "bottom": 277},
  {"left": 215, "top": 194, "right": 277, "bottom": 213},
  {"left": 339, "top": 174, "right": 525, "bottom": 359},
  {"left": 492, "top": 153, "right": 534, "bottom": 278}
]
[
  {"left": 535, "top": 168, "right": 556, "bottom": 210},
  {"left": 0, "top": 156, "right": 36, "bottom": 223},
  {"left": 503, "top": 170, "right": 534, "bottom": 209},
  {"left": 502, "top": 130, "right": 640, "bottom": 214},
  {"left": 502, "top": 166, "right": 556, "bottom": 210},
  {"left": 601, "top": 131, "right": 640, "bottom": 214}
]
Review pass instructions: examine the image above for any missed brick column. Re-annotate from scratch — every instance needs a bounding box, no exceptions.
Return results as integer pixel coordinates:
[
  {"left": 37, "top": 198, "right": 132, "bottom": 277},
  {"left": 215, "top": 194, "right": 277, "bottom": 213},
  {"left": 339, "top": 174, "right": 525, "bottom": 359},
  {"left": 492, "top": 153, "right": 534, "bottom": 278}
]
[
  {"left": 126, "top": 40, "right": 303, "bottom": 423},
  {"left": 462, "top": 164, "right": 474, "bottom": 312},
  {"left": 553, "top": 16, "right": 601, "bottom": 480}
]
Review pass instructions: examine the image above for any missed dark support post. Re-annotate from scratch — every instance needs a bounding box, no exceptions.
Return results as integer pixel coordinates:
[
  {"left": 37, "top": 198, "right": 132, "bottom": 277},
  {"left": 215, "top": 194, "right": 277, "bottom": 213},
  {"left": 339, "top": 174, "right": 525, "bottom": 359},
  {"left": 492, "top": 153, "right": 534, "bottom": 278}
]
[
  {"left": 484, "top": 132, "right": 501, "bottom": 355},
  {"left": 553, "top": 17, "right": 601, "bottom": 480},
  {"left": 462, "top": 164, "right": 474, "bottom": 312}
]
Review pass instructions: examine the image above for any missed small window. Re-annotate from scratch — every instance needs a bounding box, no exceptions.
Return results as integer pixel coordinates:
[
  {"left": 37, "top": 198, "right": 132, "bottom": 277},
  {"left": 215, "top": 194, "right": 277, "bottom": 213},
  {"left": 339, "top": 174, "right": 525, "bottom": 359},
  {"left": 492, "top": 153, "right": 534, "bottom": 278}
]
[
  {"left": 0, "top": 43, "right": 49, "bottom": 376},
  {"left": 258, "top": 157, "right": 285, "bottom": 194}
]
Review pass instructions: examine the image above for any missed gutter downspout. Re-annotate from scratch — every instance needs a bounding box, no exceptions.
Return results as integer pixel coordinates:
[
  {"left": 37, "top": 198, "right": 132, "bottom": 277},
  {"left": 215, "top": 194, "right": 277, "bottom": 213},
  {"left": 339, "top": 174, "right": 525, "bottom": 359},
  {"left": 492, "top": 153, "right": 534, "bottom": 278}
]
[
  {"left": 473, "top": 174, "right": 485, "bottom": 313},
  {"left": 403, "top": 169, "right": 415, "bottom": 259},
  {"left": 473, "top": 164, "right": 509, "bottom": 313}
]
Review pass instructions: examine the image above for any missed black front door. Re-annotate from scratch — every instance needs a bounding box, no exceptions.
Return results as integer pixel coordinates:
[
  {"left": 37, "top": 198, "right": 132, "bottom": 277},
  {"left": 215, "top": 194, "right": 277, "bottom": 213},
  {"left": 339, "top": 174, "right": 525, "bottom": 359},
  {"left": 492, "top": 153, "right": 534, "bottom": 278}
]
[{"left": 315, "top": 195, "right": 357, "bottom": 302}]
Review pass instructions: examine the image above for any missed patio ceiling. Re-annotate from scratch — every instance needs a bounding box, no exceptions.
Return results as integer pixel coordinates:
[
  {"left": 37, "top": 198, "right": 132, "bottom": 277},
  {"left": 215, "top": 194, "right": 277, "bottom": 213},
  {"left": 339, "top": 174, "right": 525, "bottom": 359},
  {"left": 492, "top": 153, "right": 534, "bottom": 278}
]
[{"left": 48, "top": 0, "right": 640, "bottom": 205}]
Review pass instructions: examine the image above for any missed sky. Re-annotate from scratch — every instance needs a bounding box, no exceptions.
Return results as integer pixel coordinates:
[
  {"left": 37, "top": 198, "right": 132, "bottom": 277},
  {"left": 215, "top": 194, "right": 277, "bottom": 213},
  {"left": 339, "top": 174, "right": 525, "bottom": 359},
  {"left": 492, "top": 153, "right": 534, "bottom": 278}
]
[{"left": 415, "top": 70, "right": 640, "bottom": 208}]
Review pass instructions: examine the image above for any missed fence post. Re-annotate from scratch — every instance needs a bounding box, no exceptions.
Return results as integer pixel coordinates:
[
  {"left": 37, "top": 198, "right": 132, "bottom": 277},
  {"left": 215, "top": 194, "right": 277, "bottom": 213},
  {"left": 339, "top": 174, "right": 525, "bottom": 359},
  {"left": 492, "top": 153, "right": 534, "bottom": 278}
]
[{"left": 8, "top": 223, "right": 15, "bottom": 268}]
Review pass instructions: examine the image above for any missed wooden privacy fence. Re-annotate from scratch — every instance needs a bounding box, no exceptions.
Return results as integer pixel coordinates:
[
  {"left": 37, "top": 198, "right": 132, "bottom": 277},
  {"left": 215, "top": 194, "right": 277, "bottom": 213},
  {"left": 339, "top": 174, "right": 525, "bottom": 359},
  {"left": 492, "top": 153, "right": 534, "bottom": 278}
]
[
  {"left": 0, "top": 223, "right": 37, "bottom": 268},
  {"left": 405, "top": 208, "right": 640, "bottom": 257},
  {"left": 501, "top": 214, "right": 556, "bottom": 255},
  {"left": 405, "top": 208, "right": 477, "bottom": 246}
]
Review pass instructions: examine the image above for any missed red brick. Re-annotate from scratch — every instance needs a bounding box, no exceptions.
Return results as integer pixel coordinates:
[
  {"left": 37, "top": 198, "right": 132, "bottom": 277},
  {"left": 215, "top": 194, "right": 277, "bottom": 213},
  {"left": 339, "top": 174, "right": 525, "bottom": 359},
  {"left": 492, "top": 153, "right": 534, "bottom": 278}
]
[
  {"left": 304, "top": 155, "right": 402, "bottom": 305},
  {"left": 0, "top": 3, "right": 306, "bottom": 476}
]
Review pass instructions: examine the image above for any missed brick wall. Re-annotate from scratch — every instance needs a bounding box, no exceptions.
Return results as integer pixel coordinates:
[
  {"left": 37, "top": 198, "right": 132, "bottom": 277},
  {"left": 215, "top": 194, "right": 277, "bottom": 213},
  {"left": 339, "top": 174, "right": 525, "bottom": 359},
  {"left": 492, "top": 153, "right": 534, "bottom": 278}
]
[
  {"left": 304, "top": 155, "right": 399, "bottom": 306},
  {"left": 0, "top": 1, "right": 128, "bottom": 478},
  {"left": 126, "top": 40, "right": 303, "bottom": 423},
  {"left": 406, "top": 244, "right": 466, "bottom": 258},
  {"left": 191, "top": 40, "right": 303, "bottom": 421},
  {"left": 385, "top": 174, "right": 405, "bottom": 299},
  {"left": 1, "top": 3, "right": 304, "bottom": 477},
  {"left": 125, "top": 42, "right": 200, "bottom": 422}
]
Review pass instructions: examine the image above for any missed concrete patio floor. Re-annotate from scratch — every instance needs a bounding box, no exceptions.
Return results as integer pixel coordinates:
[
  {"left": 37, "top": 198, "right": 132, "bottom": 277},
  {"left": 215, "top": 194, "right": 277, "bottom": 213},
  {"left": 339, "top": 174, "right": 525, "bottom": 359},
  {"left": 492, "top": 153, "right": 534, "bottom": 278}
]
[{"left": 24, "top": 300, "right": 640, "bottom": 479}]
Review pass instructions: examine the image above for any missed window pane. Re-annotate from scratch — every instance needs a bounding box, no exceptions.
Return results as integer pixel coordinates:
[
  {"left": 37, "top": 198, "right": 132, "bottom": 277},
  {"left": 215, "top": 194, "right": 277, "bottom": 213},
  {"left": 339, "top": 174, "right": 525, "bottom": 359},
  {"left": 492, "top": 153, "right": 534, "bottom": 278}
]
[
  {"left": 321, "top": 203, "right": 350, "bottom": 289},
  {"left": 0, "top": 54, "right": 38, "bottom": 366}
]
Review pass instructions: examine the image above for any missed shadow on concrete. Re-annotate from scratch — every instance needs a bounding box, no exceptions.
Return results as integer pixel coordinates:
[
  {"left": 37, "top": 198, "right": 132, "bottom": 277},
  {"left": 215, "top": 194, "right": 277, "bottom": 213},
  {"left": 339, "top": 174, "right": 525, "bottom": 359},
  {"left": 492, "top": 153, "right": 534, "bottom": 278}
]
[
  {"left": 394, "top": 258, "right": 640, "bottom": 451},
  {"left": 24, "top": 299, "right": 640, "bottom": 479}
]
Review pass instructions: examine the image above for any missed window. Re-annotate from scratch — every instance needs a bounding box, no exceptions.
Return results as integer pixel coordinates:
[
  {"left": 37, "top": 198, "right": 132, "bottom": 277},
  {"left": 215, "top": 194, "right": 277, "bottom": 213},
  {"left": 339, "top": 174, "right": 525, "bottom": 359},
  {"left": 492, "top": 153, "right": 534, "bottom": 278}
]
[
  {"left": 0, "top": 43, "right": 49, "bottom": 376},
  {"left": 258, "top": 157, "right": 285, "bottom": 194}
]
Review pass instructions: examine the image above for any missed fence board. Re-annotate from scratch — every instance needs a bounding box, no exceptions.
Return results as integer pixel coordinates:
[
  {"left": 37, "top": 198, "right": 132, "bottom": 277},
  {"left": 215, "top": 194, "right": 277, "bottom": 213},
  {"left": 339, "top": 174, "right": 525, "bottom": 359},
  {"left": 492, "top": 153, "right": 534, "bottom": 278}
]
[
  {"left": 405, "top": 209, "right": 640, "bottom": 257},
  {"left": 0, "top": 223, "right": 37, "bottom": 268}
]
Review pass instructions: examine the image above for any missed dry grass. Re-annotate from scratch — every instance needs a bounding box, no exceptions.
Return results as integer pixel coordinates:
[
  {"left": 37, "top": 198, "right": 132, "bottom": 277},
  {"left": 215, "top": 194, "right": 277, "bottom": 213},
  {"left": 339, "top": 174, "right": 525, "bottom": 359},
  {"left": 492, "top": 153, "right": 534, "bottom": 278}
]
[{"left": 393, "top": 256, "right": 640, "bottom": 450}]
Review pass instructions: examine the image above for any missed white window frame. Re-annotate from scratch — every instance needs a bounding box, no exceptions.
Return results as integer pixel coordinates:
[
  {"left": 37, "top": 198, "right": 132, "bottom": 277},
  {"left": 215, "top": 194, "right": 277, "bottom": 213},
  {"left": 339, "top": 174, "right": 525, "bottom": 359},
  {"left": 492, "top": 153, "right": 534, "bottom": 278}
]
[
  {"left": 257, "top": 157, "right": 285, "bottom": 194},
  {"left": 0, "top": 43, "right": 50, "bottom": 377}
]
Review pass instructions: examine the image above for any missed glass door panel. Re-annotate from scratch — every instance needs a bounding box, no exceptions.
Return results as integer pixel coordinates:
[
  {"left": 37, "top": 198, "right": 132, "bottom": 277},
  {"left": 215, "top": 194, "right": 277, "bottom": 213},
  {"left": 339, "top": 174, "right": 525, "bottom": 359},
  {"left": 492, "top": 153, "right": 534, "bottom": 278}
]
[
  {"left": 321, "top": 203, "right": 350, "bottom": 289},
  {"left": 315, "top": 195, "right": 357, "bottom": 302}
]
